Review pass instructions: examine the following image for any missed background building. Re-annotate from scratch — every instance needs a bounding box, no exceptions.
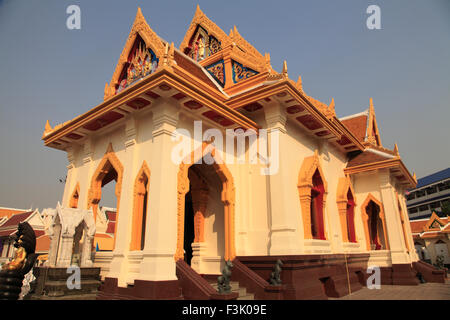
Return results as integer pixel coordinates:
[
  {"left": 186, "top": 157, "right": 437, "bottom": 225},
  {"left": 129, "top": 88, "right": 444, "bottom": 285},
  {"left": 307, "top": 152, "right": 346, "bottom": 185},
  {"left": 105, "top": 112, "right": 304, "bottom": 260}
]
[
  {"left": 411, "top": 212, "right": 450, "bottom": 268},
  {"left": 406, "top": 168, "right": 450, "bottom": 220}
]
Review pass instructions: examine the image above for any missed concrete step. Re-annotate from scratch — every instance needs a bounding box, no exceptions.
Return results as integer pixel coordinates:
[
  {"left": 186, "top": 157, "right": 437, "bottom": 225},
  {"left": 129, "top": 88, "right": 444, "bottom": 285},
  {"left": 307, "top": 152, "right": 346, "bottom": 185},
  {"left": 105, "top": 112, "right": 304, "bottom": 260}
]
[
  {"left": 208, "top": 280, "right": 254, "bottom": 300},
  {"left": 237, "top": 293, "right": 255, "bottom": 300}
]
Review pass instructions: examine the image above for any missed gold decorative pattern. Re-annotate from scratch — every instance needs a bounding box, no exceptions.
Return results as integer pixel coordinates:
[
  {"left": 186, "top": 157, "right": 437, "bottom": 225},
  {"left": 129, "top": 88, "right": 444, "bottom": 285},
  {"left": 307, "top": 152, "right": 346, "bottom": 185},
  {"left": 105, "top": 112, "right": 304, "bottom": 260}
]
[
  {"left": 106, "top": 8, "right": 165, "bottom": 101},
  {"left": 180, "top": 5, "right": 231, "bottom": 55}
]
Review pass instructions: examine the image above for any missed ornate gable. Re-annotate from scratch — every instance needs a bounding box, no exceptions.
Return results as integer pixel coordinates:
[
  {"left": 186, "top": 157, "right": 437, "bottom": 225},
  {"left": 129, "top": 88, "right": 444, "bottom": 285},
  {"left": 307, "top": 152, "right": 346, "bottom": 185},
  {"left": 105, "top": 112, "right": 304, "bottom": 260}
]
[
  {"left": 105, "top": 8, "right": 166, "bottom": 101},
  {"left": 180, "top": 5, "right": 231, "bottom": 61},
  {"left": 424, "top": 212, "right": 446, "bottom": 231}
]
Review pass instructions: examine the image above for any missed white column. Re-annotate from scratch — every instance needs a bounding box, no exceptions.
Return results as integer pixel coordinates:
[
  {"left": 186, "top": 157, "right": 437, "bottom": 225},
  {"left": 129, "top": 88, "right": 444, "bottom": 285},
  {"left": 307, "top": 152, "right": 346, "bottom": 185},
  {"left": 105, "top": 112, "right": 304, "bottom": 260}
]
[
  {"left": 378, "top": 170, "right": 411, "bottom": 264},
  {"left": 56, "top": 235, "right": 74, "bottom": 267},
  {"left": 80, "top": 138, "right": 94, "bottom": 210},
  {"left": 46, "top": 224, "right": 61, "bottom": 267},
  {"left": 264, "top": 102, "right": 298, "bottom": 255},
  {"left": 106, "top": 115, "right": 138, "bottom": 286},
  {"left": 81, "top": 234, "right": 94, "bottom": 267},
  {"left": 138, "top": 100, "right": 179, "bottom": 281}
]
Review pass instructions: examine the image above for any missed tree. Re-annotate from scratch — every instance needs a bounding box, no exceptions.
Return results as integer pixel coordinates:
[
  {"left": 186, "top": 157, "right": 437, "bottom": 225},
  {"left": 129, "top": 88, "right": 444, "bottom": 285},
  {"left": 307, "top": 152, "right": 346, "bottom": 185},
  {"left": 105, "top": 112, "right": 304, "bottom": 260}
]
[{"left": 441, "top": 201, "right": 450, "bottom": 216}]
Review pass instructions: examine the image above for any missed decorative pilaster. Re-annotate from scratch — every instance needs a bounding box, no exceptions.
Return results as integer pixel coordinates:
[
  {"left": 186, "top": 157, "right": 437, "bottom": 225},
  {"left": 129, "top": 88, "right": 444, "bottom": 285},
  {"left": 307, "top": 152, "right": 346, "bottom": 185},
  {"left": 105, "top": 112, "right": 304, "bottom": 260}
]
[
  {"left": 378, "top": 170, "right": 411, "bottom": 264},
  {"left": 264, "top": 102, "right": 297, "bottom": 255},
  {"left": 125, "top": 115, "right": 137, "bottom": 148},
  {"left": 83, "top": 138, "right": 94, "bottom": 164},
  {"left": 137, "top": 99, "right": 180, "bottom": 281},
  {"left": 107, "top": 116, "right": 139, "bottom": 286}
]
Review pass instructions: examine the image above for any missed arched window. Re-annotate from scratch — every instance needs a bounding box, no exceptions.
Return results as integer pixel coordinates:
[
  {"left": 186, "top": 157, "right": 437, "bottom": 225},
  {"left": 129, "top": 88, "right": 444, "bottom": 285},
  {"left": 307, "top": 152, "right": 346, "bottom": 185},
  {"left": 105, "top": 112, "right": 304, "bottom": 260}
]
[
  {"left": 337, "top": 176, "right": 357, "bottom": 243},
  {"left": 298, "top": 151, "right": 328, "bottom": 240},
  {"left": 346, "top": 190, "right": 356, "bottom": 243},
  {"left": 361, "top": 194, "right": 389, "bottom": 251},
  {"left": 130, "top": 161, "right": 151, "bottom": 251},
  {"left": 310, "top": 170, "right": 325, "bottom": 240}
]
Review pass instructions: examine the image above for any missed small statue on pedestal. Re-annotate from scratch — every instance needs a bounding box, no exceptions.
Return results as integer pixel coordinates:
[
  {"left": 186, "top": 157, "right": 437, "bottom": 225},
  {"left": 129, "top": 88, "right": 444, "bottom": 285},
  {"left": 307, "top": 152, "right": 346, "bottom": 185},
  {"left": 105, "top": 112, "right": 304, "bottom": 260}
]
[
  {"left": 269, "top": 259, "right": 283, "bottom": 285},
  {"left": 217, "top": 260, "right": 233, "bottom": 294}
]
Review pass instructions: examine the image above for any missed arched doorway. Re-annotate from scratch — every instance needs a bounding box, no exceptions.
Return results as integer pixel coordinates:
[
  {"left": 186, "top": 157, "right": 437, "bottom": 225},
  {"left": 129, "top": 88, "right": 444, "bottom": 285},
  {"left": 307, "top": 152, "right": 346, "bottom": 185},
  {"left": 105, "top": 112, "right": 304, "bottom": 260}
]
[
  {"left": 175, "top": 145, "right": 236, "bottom": 275},
  {"left": 87, "top": 143, "right": 123, "bottom": 250}
]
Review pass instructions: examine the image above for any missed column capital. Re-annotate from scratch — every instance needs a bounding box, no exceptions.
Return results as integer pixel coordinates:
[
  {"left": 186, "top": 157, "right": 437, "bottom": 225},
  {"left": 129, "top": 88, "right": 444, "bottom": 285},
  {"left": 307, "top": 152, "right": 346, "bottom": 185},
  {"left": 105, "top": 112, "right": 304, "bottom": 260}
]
[
  {"left": 152, "top": 99, "right": 179, "bottom": 138},
  {"left": 378, "top": 169, "right": 392, "bottom": 189},
  {"left": 83, "top": 137, "right": 94, "bottom": 164},
  {"left": 125, "top": 115, "right": 137, "bottom": 148},
  {"left": 263, "top": 102, "right": 287, "bottom": 133}
]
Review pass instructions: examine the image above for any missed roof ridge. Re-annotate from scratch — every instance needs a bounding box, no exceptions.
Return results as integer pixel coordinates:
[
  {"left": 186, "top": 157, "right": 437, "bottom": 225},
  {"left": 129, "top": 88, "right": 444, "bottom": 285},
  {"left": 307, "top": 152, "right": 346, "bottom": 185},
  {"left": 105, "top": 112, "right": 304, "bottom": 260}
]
[{"left": 339, "top": 109, "right": 369, "bottom": 121}]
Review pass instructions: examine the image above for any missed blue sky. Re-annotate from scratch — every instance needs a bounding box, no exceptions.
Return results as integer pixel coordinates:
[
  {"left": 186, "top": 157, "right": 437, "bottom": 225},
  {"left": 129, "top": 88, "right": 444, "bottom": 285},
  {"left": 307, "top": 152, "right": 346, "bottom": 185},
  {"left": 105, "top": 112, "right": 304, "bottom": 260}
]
[{"left": 0, "top": 0, "right": 449, "bottom": 209}]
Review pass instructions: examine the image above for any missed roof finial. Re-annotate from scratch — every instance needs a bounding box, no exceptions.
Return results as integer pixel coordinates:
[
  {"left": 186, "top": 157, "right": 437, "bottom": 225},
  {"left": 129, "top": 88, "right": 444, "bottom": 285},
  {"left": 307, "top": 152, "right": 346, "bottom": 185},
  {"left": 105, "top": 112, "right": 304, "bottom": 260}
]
[
  {"left": 296, "top": 75, "right": 303, "bottom": 93},
  {"left": 282, "top": 60, "right": 288, "bottom": 78},
  {"left": 196, "top": 4, "right": 202, "bottom": 13},
  {"left": 229, "top": 28, "right": 234, "bottom": 37},
  {"left": 393, "top": 143, "right": 399, "bottom": 156},
  {"left": 324, "top": 97, "right": 336, "bottom": 118},
  {"left": 45, "top": 120, "right": 52, "bottom": 133},
  {"left": 329, "top": 97, "right": 335, "bottom": 110},
  {"left": 413, "top": 172, "right": 417, "bottom": 182},
  {"left": 233, "top": 25, "right": 238, "bottom": 35},
  {"left": 104, "top": 82, "right": 113, "bottom": 101},
  {"left": 369, "top": 97, "right": 374, "bottom": 112},
  {"left": 136, "top": 7, "right": 144, "bottom": 19}
]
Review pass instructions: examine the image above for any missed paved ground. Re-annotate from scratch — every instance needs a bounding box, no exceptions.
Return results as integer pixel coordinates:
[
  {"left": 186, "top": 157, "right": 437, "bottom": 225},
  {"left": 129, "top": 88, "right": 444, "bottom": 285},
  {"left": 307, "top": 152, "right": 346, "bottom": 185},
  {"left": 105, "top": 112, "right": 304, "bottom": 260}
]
[{"left": 330, "top": 280, "right": 450, "bottom": 300}]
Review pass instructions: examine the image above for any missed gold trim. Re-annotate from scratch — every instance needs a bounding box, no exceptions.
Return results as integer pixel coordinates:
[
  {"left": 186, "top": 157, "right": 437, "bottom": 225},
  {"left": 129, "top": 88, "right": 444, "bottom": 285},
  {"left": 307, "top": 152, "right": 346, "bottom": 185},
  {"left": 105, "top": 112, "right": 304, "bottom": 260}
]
[{"left": 175, "top": 144, "right": 236, "bottom": 261}]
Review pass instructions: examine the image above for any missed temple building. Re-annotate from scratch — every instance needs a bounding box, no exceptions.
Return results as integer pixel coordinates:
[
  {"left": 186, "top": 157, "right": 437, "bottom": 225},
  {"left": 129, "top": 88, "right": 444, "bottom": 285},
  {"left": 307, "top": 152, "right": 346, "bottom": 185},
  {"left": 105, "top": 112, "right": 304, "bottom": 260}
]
[
  {"left": 411, "top": 212, "right": 450, "bottom": 268},
  {"left": 40, "top": 7, "right": 434, "bottom": 299}
]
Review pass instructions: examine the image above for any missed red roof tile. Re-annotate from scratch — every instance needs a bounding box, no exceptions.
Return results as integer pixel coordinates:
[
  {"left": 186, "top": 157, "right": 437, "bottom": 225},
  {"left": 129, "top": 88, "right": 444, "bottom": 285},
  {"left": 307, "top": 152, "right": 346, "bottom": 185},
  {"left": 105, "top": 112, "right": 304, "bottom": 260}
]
[
  {"left": 341, "top": 115, "right": 368, "bottom": 142},
  {"left": 174, "top": 51, "right": 221, "bottom": 92},
  {"left": 105, "top": 211, "right": 116, "bottom": 222},
  {"left": 346, "top": 151, "right": 388, "bottom": 168},
  {"left": 0, "top": 211, "right": 33, "bottom": 228},
  {"left": 106, "top": 221, "right": 116, "bottom": 234}
]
